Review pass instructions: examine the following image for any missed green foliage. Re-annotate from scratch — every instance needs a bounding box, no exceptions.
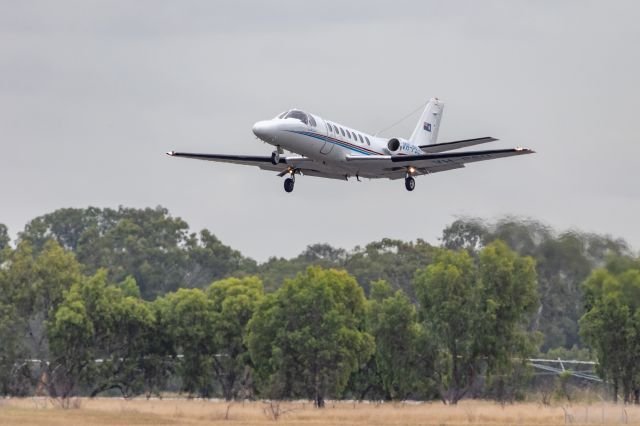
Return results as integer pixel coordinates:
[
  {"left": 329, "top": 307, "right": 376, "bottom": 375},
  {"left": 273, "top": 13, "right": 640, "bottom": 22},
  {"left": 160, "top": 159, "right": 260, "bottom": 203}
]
[
  {"left": 47, "top": 270, "right": 158, "bottom": 399},
  {"left": 345, "top": 239, "right": 437, "bottom": 300},
  {"left": 157, "top": 288, "right": 216, "bottom": 397},
  {"left": 554, "top": 370, "right": 573, "bottom": 402},
  {"left": 0, "top": 239, "right": 84, "bottom": 396},
  {"left": 257, "top": 239, "right": 437, "bottom": 299},
  {"left": 441, "top": 219, "right": 489, "bottom": 252},
  {"left": 153, "top": 276, "right": 265, "bottom": 399},
  {"left": 0, "top": 223, "right": 9, "bottom": 252},
  {"left": 78, "top": 207, "right": 190, "bottom": 298},
  {"left": 414, "top": 248, "right": 477, "bottom": 403},
  {"left": 185, "top": 229, "right": 257, "bottom": 289},
  {"left": 257, "top": 244, "right": 346, "bottom": 291},
  {"left": 0, "top": 240, "right": 83, "bottom": 365},
  {"left": 47, "top": 283, "right": 93, "bottom": 399},
  {"left": 441, "top": 217, "right": 629, "bottom": 350},
  {"left": 475, "top": 242, "right": 539, "bottom": 403},
  {"left": 475, "top": 241, "right": 539, "bottom": 368},
  {"left": 363, "top": 280, "right": 435, "bottom": 400},
  {"left": 3, "top": 207, "right": 638, "bottom": 404},
  {"left": 414, "top": 241, "right": 540, "bottom": 404},
  {"left": 580, "top": 256, "right": 640, "bottom": 403},
  {"left": 20, "top": 207, "right": 105, "bottom": 252},
  {"left": 207, "top": 276, "right": 264, "bottom": 400},
  {"left": 539, "top": 345, "right": 593, "bottom": 362},
  {"left": 19, "top": 207, "right": 255, "bottom": 300},
  {"left": 118, "top": 276, "right": 141, "bottom": 298},
  {"left": 0, "top": 302, "right": 29, "bottom": 395},
  {"left": 247, "top": 267, "right": 374, "bottom": 407}
]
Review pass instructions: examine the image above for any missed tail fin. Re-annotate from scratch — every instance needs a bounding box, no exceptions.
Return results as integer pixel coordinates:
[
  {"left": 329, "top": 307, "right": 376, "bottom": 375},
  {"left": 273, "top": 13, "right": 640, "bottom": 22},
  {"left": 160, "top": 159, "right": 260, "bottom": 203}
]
[{"left": 409, "top": 98, "right": 444, "bottom": 146}]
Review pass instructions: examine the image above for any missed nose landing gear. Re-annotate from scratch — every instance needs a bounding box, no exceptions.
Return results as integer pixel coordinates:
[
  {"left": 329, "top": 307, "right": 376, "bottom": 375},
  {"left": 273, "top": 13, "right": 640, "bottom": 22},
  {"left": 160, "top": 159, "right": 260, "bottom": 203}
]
[{"left": 271, "top": 146, "right": 284, "bottom": 165}]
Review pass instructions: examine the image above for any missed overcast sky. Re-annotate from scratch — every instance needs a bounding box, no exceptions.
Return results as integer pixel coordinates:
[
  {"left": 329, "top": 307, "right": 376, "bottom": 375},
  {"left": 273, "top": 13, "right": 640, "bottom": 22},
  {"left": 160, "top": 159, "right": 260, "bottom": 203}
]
[{"left": 1, "top": 1, "right": 639, "bottom": 260}]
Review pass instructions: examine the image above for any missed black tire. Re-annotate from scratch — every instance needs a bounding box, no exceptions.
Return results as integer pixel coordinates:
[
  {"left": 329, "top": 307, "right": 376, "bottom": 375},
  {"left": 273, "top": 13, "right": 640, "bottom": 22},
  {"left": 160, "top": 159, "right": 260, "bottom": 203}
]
[
  {"left": 284, "top": 177, "right": 295, "bottom": 193},
  {"left": 271, "top": 152, "right": 278, "bottom": 165},
  {"left": 405, "top": 176, "right": 415, "bottom": 191}
]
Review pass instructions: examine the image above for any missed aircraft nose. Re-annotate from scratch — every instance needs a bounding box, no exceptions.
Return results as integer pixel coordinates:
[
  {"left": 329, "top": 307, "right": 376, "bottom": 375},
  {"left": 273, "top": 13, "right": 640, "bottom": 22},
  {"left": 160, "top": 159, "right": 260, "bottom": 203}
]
[{"left": 252, "top": 120, "right": 273, "bottom": 140}]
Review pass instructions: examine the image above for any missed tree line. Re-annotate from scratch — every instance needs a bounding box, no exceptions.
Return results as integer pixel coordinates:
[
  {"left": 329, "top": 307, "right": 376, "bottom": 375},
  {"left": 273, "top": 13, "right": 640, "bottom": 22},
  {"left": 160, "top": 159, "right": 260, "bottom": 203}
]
[{"left": 0, "top": 207, "right": 638, "bottom": 405}]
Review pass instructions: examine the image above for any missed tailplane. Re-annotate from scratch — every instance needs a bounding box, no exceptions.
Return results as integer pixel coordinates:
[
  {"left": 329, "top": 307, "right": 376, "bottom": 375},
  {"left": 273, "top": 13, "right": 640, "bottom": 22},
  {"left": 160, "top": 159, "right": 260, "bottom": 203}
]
[{"left": 409, "top": 98, "right": 444, "bottom": 146}]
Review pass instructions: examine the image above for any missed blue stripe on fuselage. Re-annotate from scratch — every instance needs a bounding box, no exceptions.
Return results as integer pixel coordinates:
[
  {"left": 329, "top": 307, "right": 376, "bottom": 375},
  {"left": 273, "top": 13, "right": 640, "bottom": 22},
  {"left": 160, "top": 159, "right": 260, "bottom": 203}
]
[{"left": 285, "top": 130, "right": 380, "bottom": 156}]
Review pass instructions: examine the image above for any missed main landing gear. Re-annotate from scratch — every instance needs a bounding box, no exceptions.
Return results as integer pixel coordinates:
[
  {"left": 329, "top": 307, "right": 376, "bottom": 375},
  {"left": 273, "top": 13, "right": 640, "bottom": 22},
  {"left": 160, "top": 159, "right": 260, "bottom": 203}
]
[
  {"left": 284, "top": 176, "right": 295, "bottom": 193},
  {"left": 281, "top": 166, "right": 297, "bottom": 193},
  {"left": 404, "top": 167, "right": 416, "bottom": 191},
  {"left": 278, "top": 167, "right": 300, "bottom": 192},
  {"left": 405, "top": 176, "right": 415, "bottom": 191}
]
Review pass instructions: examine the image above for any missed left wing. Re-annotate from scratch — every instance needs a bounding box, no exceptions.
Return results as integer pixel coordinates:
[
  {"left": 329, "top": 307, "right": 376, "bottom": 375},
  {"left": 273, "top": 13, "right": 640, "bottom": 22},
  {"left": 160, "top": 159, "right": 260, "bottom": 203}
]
[
  {"left": 166, "top": 151, "right": 347, "bottom": 180},
  {"left": 346, "top": 148, "right": 534, "bottom": 179}
]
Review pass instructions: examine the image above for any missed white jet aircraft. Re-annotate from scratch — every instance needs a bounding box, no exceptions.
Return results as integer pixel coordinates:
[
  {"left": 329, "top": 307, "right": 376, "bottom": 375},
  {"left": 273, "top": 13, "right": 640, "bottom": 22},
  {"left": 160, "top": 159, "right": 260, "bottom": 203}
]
[{"left": 167, "top": 98, "right": 533, "bottom": 192}]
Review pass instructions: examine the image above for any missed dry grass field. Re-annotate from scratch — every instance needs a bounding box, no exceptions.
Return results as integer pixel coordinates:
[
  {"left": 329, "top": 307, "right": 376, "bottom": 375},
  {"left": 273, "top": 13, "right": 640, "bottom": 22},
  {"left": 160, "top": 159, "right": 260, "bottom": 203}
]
[{"left": 1, "top": 398, "right": 639, "bottom": 426}]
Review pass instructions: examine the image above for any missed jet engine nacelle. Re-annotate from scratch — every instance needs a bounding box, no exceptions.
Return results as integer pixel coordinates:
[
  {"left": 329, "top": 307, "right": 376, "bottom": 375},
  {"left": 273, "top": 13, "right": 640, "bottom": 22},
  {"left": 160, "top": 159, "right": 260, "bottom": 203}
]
[{"left": 386, "top": 138, "right": 424, "bottom": 156}]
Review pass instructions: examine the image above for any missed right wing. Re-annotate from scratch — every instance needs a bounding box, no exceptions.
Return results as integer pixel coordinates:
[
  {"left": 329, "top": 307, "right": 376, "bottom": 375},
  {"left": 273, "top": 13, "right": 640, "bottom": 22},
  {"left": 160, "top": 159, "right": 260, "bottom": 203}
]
[
  {"left": 346, "top": 147, "right": 534, "bottom": 179},
  {"left": 419, "top": 137, "right": 497, "bottom": 153},
  {"left": 167, "top": 151, "right": 288, "bottom": 171},
  {"left": 166, "top": 151, "right": 347, "bottom": 180}
]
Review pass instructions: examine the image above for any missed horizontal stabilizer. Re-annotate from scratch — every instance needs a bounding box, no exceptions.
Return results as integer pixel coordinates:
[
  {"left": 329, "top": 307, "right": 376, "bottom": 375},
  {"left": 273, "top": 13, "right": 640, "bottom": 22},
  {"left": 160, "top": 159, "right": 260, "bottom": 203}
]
[{"left": 419, "top": 137, "right": 497, "bottom": 153}]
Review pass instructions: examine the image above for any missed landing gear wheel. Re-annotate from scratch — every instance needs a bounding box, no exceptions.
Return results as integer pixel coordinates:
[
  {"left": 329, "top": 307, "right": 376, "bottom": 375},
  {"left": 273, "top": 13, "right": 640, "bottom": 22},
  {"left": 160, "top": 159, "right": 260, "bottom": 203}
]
[
  {"left": 405, "top": 176, "right": 415, "bottom": 191},
  {"left": 284, "top": 177, "right": 295, "bottom": 193},
  {"left": 271, "top": 151, "right": 280, "bottom": 165}
]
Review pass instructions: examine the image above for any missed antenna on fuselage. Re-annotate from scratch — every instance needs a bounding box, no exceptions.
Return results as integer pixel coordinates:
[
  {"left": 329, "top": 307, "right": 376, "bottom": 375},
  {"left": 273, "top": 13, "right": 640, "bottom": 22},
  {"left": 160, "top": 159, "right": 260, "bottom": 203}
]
[{"left": 374, "top": 99, "right": 429, "bottom": 137}]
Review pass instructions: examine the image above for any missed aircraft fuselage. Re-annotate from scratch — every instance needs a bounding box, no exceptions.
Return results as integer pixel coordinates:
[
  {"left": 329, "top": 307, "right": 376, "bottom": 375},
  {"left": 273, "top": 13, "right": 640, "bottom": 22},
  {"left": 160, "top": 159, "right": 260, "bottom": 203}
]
[{"left": 252, "top": 111, "right": 393, "bottom": 178}]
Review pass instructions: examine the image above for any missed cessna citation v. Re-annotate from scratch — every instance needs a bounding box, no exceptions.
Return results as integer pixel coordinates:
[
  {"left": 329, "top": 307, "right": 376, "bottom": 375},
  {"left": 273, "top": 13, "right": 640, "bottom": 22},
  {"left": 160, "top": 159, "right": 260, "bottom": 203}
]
[{"left": 167, "top": 98, "right": 534, "bottom": 192}]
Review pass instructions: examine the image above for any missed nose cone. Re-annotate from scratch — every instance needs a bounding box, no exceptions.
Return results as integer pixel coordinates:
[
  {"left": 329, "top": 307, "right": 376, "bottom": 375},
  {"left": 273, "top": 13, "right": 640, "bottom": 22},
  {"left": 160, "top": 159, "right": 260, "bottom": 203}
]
[
  {"left": 252, "top": 120, "right": 276, "bottom": 142},
  {"left": 252, "top": 120, "right": 267, "bottom": 138}
]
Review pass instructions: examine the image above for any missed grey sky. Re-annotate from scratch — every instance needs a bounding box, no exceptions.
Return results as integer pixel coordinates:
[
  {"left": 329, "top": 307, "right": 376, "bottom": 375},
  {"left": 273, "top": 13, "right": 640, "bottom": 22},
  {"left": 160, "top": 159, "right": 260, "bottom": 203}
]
[{"left": 1, "top": 0, "right": 639, "bottom": 261}]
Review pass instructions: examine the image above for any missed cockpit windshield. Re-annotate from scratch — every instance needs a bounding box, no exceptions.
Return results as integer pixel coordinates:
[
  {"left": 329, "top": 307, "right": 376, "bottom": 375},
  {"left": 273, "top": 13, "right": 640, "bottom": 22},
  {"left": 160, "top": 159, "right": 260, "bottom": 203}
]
[
  {"left": 275, "top": 109, "right": 316, "bottom": 126},
  {"left": 284, "top": 109, "right": 309, "bottom": 125}
]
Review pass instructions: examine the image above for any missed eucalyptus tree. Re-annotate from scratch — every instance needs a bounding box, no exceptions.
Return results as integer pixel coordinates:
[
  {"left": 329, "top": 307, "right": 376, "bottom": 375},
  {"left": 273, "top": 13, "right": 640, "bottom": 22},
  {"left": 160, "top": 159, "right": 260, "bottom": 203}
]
[
  {"left": 414, "top": 241, "right": 539, "bottom": 404},
  {"left": 247, "top": 267, "right": 374, "bottom": 407},
  {"left": 580, "top": 256, "right": 640, "bottom": 403}
]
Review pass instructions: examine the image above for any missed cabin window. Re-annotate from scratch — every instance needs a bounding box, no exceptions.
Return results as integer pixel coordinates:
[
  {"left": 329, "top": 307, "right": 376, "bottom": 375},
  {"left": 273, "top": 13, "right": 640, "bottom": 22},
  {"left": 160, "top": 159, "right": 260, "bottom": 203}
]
[
  {"left": 365, "top": 136, "right": 371, "bottom": 145},
  {"left": 358, "top": 134, "right": 364, "bottom": 143},
  {"left": 340, "top": 127, "right": 345, "bottom": 137},
  {"left": 308, "top": 115, "right": 317, "bottom": 127}
]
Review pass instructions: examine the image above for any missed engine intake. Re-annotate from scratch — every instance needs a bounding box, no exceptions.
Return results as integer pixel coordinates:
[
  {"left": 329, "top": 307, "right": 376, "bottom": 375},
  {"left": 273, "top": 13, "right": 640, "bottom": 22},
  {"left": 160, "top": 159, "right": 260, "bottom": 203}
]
[
  {"left": 387, "top": 138, "right": 401, "bottom": 152},
  {"left": 385, "top": 137, "right": 423, "bottom": 155}
]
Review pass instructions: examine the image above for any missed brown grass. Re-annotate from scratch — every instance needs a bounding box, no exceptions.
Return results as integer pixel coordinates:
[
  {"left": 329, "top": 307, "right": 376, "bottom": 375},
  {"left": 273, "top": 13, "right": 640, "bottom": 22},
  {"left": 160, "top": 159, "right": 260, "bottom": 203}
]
[{"left": 1, "top": 398, "right": 639, "bottom": 426}]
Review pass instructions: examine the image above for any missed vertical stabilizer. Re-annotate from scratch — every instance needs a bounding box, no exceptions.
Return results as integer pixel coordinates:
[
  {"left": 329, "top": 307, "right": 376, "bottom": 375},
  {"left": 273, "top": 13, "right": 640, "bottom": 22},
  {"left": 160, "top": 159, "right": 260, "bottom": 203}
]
[{"left": 409, "top": 98, "right": 444, "bottom": 146}]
